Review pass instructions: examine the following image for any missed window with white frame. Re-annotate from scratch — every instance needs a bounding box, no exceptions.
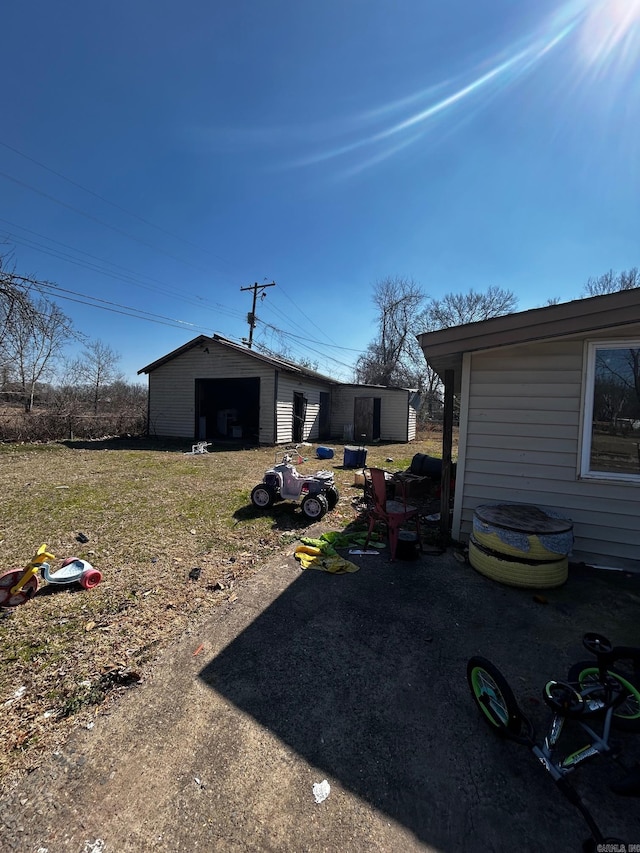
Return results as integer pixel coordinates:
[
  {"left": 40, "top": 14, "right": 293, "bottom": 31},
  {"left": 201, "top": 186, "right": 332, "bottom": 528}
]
[{"left": 581, "top": 341, "right": 640, "bottom": 481}]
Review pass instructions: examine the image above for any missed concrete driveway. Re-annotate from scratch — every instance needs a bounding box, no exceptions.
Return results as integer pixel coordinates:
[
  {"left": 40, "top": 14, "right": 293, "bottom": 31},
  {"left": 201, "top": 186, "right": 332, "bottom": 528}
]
[{"left": 3, "top": 544, "right": 640, "bottom": 852}]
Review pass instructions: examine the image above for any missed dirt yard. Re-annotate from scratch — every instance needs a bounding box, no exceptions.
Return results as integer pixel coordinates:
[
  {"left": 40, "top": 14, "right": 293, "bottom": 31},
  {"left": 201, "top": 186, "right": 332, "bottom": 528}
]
[
  {"left": 2, "top": 431, "right": 639, "bottom": 853},
  {"left": 0, "top": 432, "right": 445, "bottom": 792}
]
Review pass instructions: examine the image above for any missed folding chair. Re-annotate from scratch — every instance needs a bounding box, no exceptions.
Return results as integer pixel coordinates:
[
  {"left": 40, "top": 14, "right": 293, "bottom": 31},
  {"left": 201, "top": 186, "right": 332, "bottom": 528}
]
[{"left": 364, "top": 467, "right": 421, "bottom": 561}]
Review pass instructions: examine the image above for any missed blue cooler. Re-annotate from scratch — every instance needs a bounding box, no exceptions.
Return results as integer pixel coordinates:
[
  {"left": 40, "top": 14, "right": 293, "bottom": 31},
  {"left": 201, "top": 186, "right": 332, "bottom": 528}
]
[{"left": 343, "top": 446, "right": 367, "bottom": 468}]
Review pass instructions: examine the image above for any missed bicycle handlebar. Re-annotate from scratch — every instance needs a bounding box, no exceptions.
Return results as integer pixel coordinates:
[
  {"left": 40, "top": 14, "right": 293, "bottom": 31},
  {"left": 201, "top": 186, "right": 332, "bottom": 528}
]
[{"left": 583, "top": 632, "right": 613, "bottom": 657}]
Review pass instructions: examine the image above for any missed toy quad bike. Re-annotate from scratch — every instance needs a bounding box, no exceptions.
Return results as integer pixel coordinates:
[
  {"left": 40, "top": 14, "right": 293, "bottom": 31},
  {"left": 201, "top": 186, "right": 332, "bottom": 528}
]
[{"left": 251, "top": 447, "right": 339, "bottom": 520}]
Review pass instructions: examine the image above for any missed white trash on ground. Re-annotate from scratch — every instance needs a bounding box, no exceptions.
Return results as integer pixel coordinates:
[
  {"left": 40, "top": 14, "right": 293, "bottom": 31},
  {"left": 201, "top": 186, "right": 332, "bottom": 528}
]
[{"left": 313, "top": 779, "right": 331, "bottom": 803}]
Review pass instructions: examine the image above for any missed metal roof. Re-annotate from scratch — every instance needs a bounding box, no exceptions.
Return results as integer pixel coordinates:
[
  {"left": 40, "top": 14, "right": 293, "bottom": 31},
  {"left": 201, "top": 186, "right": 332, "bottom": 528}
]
[{"left": 138, "top": 334, "right": 339, "bottom": 385}]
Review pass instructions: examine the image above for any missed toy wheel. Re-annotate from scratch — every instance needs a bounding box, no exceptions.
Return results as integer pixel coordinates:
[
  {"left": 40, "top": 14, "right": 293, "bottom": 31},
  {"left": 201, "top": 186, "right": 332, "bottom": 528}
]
[
  {"left": 568, "top": 662, "right": 640, "bottom": 732},
  {"left": 251, "top": 484, "right": 276, "bottom": 509},
  {"left": 302, "top": 493, "right": 328, "bottom": 520},
  {"left": 0, "top": 570, "right": 38, "bottom": 607},
  {"left": 467, "top": 656, "right": 523, "bottom": 738},
  {"left": 325, "top": 486, "right": 340, "bottom": 511},
  {"left": 80, "top": 569, "right": 103, "bottom": 590}
]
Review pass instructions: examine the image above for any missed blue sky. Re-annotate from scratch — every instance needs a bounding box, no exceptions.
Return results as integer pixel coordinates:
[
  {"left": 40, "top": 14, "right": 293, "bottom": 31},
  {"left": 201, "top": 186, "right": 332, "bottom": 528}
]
[{"left": 1, "top": 0, "right": 639, "bottom": 383}]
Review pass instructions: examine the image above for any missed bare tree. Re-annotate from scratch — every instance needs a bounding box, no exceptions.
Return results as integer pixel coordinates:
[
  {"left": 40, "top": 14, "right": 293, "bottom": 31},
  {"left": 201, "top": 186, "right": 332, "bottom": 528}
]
[
  {"left": 355, "top": 276, "right": 427, "bottom": 387},
  {"left": 0, "top": 254, "right": 40, "bottom": 354},
  {"left": 69, "top": 340, "right": 123, "bottom": 414},
  {"left": 582, "top": 267, "right": 640, "bottom": 297},
  {"left": 424, "top": 285, "right": 518, "bottom": 328},
  {"left": 1, "top": 294, "right": 74, "bottom": 411},
  {"left": 412, "top": 285, "right": 519, "bottom": 418},
  {"left": 107, "top": 378, "right": 148, "bottom": 409}
]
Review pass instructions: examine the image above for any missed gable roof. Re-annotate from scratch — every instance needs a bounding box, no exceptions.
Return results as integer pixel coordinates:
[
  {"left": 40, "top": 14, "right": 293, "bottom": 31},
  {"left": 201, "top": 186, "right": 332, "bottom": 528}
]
[
  {"left": 138, "top": 334, "right": 339, "bottom": 385},
  {"left": 417, "top": 288, "right": 640, "bottom": 382}
]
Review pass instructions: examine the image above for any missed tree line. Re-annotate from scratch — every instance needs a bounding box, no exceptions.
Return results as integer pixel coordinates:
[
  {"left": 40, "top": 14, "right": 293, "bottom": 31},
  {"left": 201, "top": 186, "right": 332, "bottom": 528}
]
[
  {"left": 1, "top": 254, "right": 146, "bottom": 441},
  {"left": 2, "top": 248, "right": 638, "bottom": 440},
  {"left": 356, "top": 267, "right": 639, "bottom": 422}
]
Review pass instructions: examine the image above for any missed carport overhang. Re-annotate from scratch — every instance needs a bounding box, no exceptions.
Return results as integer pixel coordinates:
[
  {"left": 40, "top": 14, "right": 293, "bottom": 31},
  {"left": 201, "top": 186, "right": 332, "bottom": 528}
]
[{"left": 416, "top": 288, "right": 640, "bottom": 539}]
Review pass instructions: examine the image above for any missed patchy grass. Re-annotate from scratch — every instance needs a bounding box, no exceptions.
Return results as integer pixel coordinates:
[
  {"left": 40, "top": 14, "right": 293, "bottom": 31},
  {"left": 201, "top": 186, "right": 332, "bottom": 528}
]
[{"left": 0, "top": 429, "right": 450, "bottom": 791}]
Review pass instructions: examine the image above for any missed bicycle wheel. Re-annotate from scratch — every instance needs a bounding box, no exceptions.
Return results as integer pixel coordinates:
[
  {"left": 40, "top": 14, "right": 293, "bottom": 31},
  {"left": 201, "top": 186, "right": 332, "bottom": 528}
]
[
  {"left": 568, "top": 662, "right": 640, "bottom": 733},
  {"left": 467, "top": 656, "right": 522, "bottom": 738}
]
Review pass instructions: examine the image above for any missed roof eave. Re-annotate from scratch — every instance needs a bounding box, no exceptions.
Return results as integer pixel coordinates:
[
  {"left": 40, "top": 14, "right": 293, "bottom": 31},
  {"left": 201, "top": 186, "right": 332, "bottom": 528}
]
[{"left": 418, "top": 288, "right": 640, "bottom": 364}]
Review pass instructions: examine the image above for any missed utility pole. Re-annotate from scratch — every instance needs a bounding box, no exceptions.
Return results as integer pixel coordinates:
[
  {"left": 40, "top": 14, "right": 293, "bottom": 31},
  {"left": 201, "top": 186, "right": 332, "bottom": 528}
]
[{"left": 240, "top": 281, "right": 276, "bottom": 348}]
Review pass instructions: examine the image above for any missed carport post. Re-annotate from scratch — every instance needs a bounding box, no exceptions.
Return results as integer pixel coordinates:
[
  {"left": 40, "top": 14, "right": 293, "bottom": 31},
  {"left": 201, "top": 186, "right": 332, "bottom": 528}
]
[{"left": 439, "top": 369, "right": 454, "bottom": 542}]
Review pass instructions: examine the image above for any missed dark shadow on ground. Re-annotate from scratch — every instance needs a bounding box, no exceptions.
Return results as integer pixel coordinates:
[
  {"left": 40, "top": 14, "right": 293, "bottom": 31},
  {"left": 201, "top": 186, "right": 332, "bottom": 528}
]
[
  {"left": 199, "top": 552, "right": 640, "bottom": 850},
  {"left": 200, "top": 557, "right": 444, "bottom": 843},
  {"left": 232, "top": 502, "right": 345, "bottom": 532},
  {"left": 232, "top": 494, "right": 373, "bottom": 534}
]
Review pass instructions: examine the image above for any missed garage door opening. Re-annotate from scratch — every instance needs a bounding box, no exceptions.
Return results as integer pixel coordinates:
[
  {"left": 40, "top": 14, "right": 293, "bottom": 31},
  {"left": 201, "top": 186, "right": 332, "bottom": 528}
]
[{"left": 195, "top": 378, "right": 260, "bottom": 444}]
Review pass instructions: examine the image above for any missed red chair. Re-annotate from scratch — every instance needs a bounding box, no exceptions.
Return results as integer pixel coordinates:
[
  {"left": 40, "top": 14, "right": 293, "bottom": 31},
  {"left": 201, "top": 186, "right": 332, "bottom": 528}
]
[{"left": 364, "top": 468, "right": 422, "bottom": 561}]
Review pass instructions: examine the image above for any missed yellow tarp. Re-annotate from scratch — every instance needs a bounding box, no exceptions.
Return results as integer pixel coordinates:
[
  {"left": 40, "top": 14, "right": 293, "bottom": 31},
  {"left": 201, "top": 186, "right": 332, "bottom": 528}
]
[{"left": 294, "top": 540, "right": 360, "bottom": 573}]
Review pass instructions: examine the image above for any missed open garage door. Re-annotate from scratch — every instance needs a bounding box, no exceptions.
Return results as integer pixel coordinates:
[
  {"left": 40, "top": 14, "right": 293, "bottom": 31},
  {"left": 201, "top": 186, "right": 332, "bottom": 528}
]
[{"left": 195, "top": 378, "right": 260, "bottom": 444}]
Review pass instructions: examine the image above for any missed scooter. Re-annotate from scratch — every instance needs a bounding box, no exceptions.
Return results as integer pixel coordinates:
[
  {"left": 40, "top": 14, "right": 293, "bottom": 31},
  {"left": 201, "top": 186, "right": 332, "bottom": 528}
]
[
  {"left": 251, "top": 447, "right": 339, "bottom": 520},
  {"left": 0, "top": 544, "right": 102, "bottom": 607}
]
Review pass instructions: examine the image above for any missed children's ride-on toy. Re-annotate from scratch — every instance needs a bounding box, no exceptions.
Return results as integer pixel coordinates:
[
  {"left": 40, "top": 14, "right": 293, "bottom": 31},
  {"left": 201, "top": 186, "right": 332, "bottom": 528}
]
[
  {"left": 43, "top": 557, "right": 102, "bottom": 590},
  {"left": 251, "top": 448, "right": 339, "bottom": 520},
  {"left": 0, "top": 544, "right": 102, "bottom": 607}
]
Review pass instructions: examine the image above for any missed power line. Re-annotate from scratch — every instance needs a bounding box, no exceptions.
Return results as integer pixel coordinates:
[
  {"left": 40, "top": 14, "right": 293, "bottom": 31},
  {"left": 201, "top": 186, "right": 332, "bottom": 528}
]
[
  {"left": 0, "top": 219, "right": 246, "bottom": 321},
  {"left": 254, "top": 287, "right": 352, "bottom": 366},
  {"left": 275, "top": 282, "right": 342, "bottom": 348},
  {"left": 0, "top": 216, "right": 195, "bottom": 292},
  {"left": 0, "top": 141, "right": 367, "bottom": 375},
  {"left": 37, "top": 281, "right": 217, "bottom": 333},
  {"left": 0, "top": 169, "right": 213, "bottom": 274},
  {"left": 254, "top": 322, "right": 357, "bottom": 373},
  {"left": 0, "top": 153, "right": 364, "bottom": 373},
  {"left": 256, "top": 318, "right": 364, "bottom": 353},
  {"left": 0, "top": 138, "right": 239, "bottom": 276},
  {"left": 6, "top": 267, "right": 357, "bottom": 376},
  {"left": 8, "top": 272, "right": 216, "bottom": 333}
]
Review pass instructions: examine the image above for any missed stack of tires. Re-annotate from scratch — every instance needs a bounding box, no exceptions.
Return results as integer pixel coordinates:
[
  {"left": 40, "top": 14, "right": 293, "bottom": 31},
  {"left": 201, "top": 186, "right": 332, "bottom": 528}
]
[{"left": 469, "top": 504, "right": 573, "bottom": 589}]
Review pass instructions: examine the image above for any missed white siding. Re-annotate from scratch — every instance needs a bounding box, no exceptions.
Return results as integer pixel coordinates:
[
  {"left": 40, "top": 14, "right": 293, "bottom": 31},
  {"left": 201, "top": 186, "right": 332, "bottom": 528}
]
[
  {"left": 148, "top": 342, "right": 275, "bottom": 443},
  {"left": 455, "top": 334, "right": 640, "bottom": 569},
  {"left": 408, "top": 400, "right": 417, "bottom": 441},
  {"left": 379, "top": 388, "right": 411, "bottom": 441},
  {"left": 330, "top": 387, "right": 411, "bottom": 442},
  {"left": 275, "top": 373, "right": 332, "bottom": 444},
  {"left": 146, "top": 340, "right": 414, "bottom": 447}
]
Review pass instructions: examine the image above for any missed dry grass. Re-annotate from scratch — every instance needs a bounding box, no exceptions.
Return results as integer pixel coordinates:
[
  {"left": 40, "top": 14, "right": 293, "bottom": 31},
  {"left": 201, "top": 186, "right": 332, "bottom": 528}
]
[{"left": 0, "top": 429, "right": 449, "bottom": 792}]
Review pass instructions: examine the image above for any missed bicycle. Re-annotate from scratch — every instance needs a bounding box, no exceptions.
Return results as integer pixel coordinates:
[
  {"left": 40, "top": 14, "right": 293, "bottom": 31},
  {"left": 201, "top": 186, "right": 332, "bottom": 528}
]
[{"left": 467, "top": 633, "right": 640, "bottom": 851}]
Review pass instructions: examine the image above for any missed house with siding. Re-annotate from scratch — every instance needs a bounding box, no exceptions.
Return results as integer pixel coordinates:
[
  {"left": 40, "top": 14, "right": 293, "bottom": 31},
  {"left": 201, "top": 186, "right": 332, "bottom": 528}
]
[
  {"left": 417, "top": 288, "right": 640, "bottom": 572},
  {"left": 138, "top": 334, "right": 417, "bottom": 446}
]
